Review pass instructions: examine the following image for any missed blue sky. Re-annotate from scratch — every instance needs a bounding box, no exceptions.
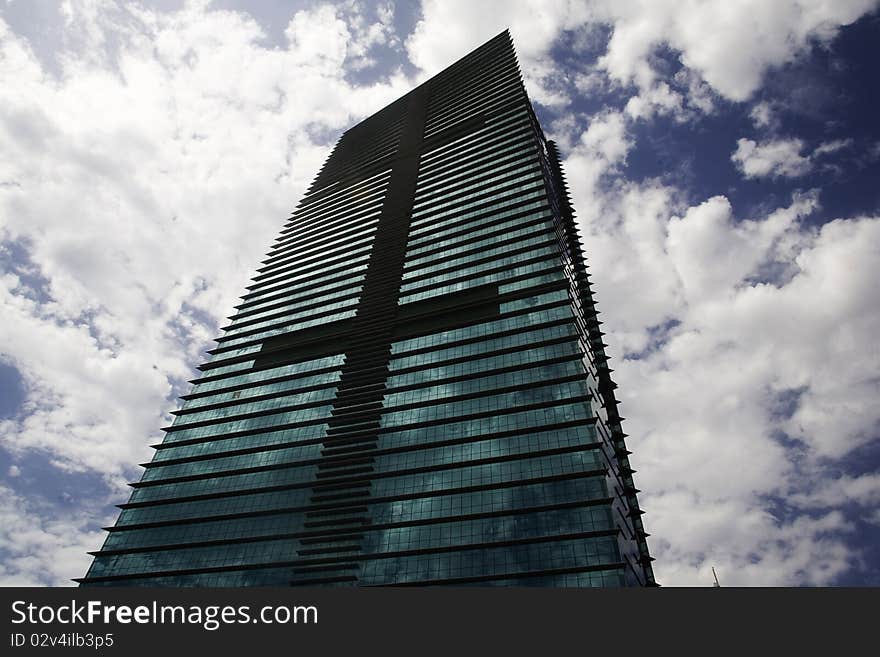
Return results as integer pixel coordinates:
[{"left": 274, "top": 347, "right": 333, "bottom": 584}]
[{"left": 0, "top": 0, "right": 878, "bottom": 586}]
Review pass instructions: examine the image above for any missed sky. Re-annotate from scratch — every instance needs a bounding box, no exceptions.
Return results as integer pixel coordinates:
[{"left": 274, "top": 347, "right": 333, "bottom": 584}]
[{"left": 0, "top": 0, "right": 878, "bottom": 587}]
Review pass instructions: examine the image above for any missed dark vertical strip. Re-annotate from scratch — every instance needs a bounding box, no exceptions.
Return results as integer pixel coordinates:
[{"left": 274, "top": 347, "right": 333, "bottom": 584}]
[{"left": 292, "top": 88, "right": 430, "bottom": 585}]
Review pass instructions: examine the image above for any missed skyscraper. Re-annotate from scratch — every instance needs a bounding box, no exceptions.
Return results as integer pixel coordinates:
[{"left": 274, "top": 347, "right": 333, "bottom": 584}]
[{"left": 80, "top": 31, "right": 655, "bottom": 587}]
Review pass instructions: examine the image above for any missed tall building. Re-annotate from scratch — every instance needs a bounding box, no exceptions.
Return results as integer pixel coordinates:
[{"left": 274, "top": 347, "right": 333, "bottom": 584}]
[{"left": 80, "top": 31, "right": 655, "bottom": 587}]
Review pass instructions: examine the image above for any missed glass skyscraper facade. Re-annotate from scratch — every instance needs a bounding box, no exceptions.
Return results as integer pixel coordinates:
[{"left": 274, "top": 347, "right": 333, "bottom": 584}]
[{"left": 80, "top": 31, "right": 655, "bottom": 587}]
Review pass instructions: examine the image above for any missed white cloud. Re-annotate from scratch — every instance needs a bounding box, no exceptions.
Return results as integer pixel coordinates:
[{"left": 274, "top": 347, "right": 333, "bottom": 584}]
[
  {"left": 406, "top": 0, "right": 593, "bottom": 107},
  {"left": 594, "top": 0, "right": 879, "bottom": 102},
  {"left": 648, "top": 493, "right": 855, "bottom": 586},
  {"left": 787, "top": 474, "right": 880, "bottom": 510},
  {"left": 732, "top": 137, "right": 813, "bottom": 178},
  {"left": 579, "top": 110, "right": 631, "bottom": 168},
  {"left": 750, "top": 101, "right": 777, "bottom": 129},
  {"left": 560, "top": 110, "right": 633, "bottom": 215},
  {"left": 667, "top": 191, "right": 821, "bottom": 303},
  {"left": 623, "top": 81, "right": 684, "bottom": 121},
  {"left": 408, "top": 0, "right": 879, "bottom": 119},
  {"left": 285, "top": 5, "right": 351, "bottom": 68},
  {"left": 342, "top": 0, "right": 401, "bottom": 68},
  {"left": 0, "top": 485, "right": 109, "bottom": 586},
  {"left": 812, "top": 138, "right": 853, "bottom": 158},
  {"left": 732, "top": 136, "right": 859, "bottom": 179}
]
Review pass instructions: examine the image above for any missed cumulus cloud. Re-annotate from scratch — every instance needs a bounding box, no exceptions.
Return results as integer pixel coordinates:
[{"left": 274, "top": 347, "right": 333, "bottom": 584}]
[
  {"left": 787, "top": 474, "right": 880, "bottom": 511},
  {"left": 731, "top": 137, "right": 813, "bottom": 178},
  {"left": 572, "top": 110, "right": 632, "bottom": 194},
  {"left": 407, "top": 0, "right": 878, "bottom": 121},
  {"left": 406, "top": 0, "right": 593, "bottom": 106},
  {"left": 732, "top": 136, "right": 860, "bottom": 179},
  {"left": 418, "top": 0, "right": 846, "bottom": 95},
  {"left": 648, "top": 494, "right": 855, "bottom": 586},
  {"left": 0, "top": 485, "right": 108, "bottom": 586},
  {"left": 594, "top": 0, "right": 878, "bottom": 102},
  {"left": 750, "top": 101, "right": 778, "bottom": 129}
]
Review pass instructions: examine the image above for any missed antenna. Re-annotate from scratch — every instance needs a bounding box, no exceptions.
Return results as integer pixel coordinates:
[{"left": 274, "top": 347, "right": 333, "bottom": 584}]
[{"left": 711, "top": 567, "right": 721, "bottom": 587}]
